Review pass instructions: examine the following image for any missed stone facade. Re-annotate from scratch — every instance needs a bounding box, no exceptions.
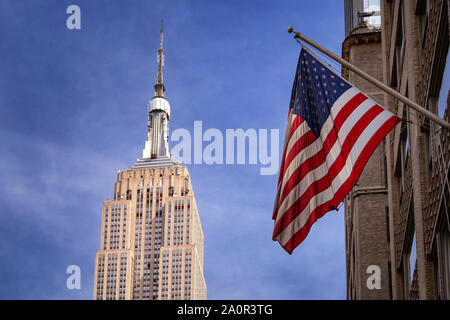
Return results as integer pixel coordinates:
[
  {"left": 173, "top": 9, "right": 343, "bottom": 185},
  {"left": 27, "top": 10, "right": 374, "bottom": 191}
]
[
  {"left": 380, "top": 0, "right": 450, "bottom": 300},
  {"left": 343, "top": 26, "right": 392, "bottom": 299},
  {"left": 344, "top": 0, "right": 450, "bottom": 300}
]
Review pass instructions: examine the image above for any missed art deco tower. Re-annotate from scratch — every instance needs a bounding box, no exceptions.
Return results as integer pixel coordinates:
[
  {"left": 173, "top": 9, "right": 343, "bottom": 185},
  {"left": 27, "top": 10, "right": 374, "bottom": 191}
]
[{"left": 93, "top": 23, "right": 207, "bottom": 300}]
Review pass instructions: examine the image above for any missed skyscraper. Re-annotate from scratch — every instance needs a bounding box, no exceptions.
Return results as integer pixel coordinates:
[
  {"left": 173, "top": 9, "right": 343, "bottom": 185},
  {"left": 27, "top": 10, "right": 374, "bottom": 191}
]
[{"left": 93, "top": 23, "right": 207, "bottom": 300}]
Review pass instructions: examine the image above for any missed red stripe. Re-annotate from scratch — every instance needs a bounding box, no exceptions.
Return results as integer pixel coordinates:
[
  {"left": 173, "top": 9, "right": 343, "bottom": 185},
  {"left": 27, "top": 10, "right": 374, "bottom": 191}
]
[
  {"left": 273, "top": 105, "right": 385, "bottom": 238},
  {"left": 281, "top": 129, "right": 317, "bottom": 181},
  {"left": 280, "top": 93, "right": 367, "bottom": 181},
  {"left": 273, "top": 111, "right": 298, "bottom": 220},
  {"left": 333, "top": 93, "right": 367, "bottom": 132},
  {"left": 273, "top": 93, "right": 367, "bottom": 211},
  {"left": 274, "top": 102, "right": 381, "bottom": 230},
  {"left": 288, "top": 114, "right": 305, "bottom": 140},
  {"left": 277, "top": 114, "right": 303, "bottom": 187},
  {"left": 280, "top": 115, "right": 401, "bottom": 254}
]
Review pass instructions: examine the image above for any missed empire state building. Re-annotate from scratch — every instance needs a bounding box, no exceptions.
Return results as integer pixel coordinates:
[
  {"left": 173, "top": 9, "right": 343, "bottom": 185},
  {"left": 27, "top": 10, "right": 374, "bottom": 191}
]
[{"left": 93, "top": 23, "right": 207, "bottom": 300}]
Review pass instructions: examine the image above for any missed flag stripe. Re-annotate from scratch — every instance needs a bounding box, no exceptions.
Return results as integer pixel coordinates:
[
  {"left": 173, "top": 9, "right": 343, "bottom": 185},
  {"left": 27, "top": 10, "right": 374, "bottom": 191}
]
[
  {"left": 274, "top": 94, "right": 376, "bottom": 224},
  {"left": 273, "top": 87, "right": 360, "bottom": 218},
  {"left": 273, "top": 105, "right": 388, "bottom": 238},
  {"left": 275, "top": 111, "right": 398, "bottom": 244},
  {"left": 281, "top": 89, "right": 364, "bottom": 181},
  {"left": 278, "top": 113, "right": 306, "bottom": 186},
  {"left": 278, "top": 116, "right": 401, "bottom": 253},
  {"left": 277, "top": 89, "right": 365, "bottom": 199},
  {"left": 275, "top": 106, "right": 388, "bottom": 239},
  {"left": 273, "top": 110, "right": 297, "bottom": 219},
  {"left": 272, "top": 47, "right": 401, "bottom": 254}
]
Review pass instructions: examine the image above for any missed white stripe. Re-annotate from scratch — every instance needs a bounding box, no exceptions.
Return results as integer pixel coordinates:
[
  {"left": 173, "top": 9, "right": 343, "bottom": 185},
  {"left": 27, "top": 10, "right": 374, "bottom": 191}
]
[
  {"left": 284, "top": 115, "right": 310, "bottom": 161},
  {"left": 276, "top": 110, "right": 395, "bottom": 245},
  {"left": 284, "top": 87, "right": 360, "bottom": 159},
  {"left": 278, "top": 88, "right": 362, "bottom": 201},
  {"left": 275, "top": 97, "right": 378, "bottom": 225}
]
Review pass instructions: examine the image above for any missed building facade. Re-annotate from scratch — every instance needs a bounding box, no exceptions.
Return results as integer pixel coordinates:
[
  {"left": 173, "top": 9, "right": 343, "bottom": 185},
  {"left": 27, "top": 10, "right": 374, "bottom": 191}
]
[
  {"left": 381, "top": 0, "right": 449, "bottom": 300},
  {"left": 342, "top": 21, "right": 392, "bottom": 299},
  {"left": 93, "top": 24, "right": 207, "bottom": 300},
  {"left": 344, "top": 0, "right": 450, "bottom": 299}
]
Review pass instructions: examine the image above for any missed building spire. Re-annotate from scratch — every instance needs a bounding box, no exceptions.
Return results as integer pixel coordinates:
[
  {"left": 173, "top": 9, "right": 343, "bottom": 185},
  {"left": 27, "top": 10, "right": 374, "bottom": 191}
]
[
  {"left": 139, "top": 21, "right": 172, "bottom": 162},
  {"left": 154, "top": 20, "right": 165, "bottom": 97}
]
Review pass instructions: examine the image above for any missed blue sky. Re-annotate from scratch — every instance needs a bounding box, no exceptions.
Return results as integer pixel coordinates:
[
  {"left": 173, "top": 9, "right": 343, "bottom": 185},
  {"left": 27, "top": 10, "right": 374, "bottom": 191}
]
[{"left": 0, "top": 0, "right": 346, "bottom": 299}]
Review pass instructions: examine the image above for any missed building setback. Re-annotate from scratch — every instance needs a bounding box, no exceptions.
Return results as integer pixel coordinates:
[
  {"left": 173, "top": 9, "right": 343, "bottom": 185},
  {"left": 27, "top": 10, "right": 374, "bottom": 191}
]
[{"left": 93, "top": 24, "right": 207, "bottom": 300}]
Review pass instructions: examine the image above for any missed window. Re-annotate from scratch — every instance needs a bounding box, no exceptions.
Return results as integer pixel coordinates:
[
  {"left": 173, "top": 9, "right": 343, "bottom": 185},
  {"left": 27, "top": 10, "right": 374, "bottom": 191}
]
[
  {"left": 416, "top": 0, "right": 430, "bottom": 47},
  {"left": 394, "top": 3, "right": 405, "bottom": 90},
  {"left": 388, "top": 261, "right": 393, "bottom": 299},
  {"left": 396, "top": 104, "right": 409, "bottom": 199},
  {"left": 401, "top": 201, "right": 416, "bottom": 299},
  {"left": 435, "top": 223, "right": 450, "bottom": 299},
  {"left": 388, "top": 0, "right": 394, "bottom": 30},
  {"left": 437, "top": 49, "right": 450, "bottom": 119},
  {"left": 363, "top": 0, "right": 381, "bottom": 27},
  {"left": 410, "top": 233, "right": 417, "bottom": 283},
  {"left": 385, "top": 206, "right": 390, "bottom": 243}
]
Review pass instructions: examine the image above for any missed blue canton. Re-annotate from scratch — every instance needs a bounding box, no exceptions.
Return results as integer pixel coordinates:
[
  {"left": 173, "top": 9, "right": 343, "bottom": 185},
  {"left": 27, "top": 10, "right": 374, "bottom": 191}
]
[{"left": 290, "top": 48, "right": 351, "bottom": 137}]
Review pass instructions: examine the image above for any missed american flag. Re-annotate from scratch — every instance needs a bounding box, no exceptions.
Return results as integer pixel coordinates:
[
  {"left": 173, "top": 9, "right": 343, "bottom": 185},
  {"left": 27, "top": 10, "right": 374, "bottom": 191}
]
[{"left": 272, "top": 47, "right": 401, "bottom": 254}]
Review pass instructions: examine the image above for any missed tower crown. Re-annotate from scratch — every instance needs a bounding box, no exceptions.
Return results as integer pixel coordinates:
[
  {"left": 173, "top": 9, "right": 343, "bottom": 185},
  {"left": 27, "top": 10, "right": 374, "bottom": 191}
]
[
  {"left": 135, "top": 21, "right": 180, "bottom": 167},
  {"left": 148, "top": 96, "right": 170, "bottom": 119}
]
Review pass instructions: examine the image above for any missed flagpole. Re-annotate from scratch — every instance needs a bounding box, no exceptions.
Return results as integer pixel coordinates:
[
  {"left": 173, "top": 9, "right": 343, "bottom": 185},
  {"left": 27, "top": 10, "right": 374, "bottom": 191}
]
[{"left": 287, "top": 26, "right": 450, "bottom": 130}]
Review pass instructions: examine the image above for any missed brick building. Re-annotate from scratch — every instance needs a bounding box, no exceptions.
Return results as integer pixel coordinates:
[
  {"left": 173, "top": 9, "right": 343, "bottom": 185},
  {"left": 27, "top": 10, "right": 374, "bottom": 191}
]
[
  {"left": 342, "top": 25, "right": 392, "bottom": 299},
  {"left": 343, "top": 0, "right": 450, "bottom": 299}
]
